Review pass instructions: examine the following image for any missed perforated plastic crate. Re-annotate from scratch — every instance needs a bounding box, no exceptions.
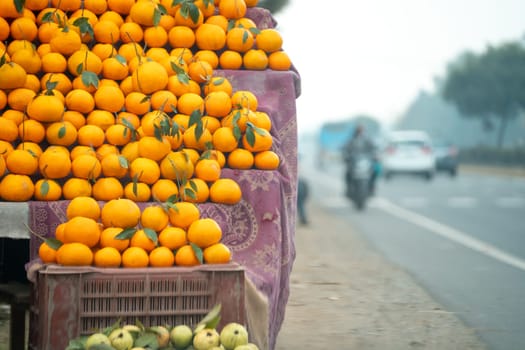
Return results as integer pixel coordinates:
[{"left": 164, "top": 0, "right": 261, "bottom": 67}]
[{"left": 29, "top": 263, "right": 245, "bottom": 350}]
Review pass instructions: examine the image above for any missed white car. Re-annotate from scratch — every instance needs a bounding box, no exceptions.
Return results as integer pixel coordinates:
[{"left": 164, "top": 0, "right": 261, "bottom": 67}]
[{"left": 381, "top": 130, "right": 436, "bottom": 180}]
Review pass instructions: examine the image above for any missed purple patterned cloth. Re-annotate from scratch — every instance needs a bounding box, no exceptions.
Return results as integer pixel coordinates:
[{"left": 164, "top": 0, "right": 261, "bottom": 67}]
[{"left": 28, "top": 68, "right": 301, "bottom": 350}]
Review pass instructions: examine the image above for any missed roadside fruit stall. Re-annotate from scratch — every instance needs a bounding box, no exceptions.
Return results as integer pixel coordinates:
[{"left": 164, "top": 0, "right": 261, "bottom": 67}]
[{"left": 0, "top": 0, "right": 300, "bottom": 349}]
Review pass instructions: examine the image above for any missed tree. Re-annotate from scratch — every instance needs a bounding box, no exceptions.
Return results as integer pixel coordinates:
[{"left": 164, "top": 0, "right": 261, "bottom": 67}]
[
  {"left": 440, "top": 42, "right": 525, "bottom": 147},
  {"left": 258, "top": 0, "right": 290, "bottom": 13}
]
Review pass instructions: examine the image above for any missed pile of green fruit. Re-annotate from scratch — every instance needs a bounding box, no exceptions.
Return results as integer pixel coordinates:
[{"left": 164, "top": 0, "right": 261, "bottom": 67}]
[{"left": 65, "top": 304, "right": 258, "bottom": 350}]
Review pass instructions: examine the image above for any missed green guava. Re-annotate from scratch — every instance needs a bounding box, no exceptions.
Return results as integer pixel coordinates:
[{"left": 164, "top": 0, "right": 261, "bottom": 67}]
[
  {"left": 170, "top": 324, "right": 194, "bottom": 349},
  {"left": 193, "top": 328, "right": 220, "bottom": 350},
  {"left": 85, "top": 332, "right": 111, "bottom": 349},
  {"left": 219, "top": 323, "right": 249, "bottom": 350},
  {"left": 108, "top": 328, "right": 134, "bottom": 350}
]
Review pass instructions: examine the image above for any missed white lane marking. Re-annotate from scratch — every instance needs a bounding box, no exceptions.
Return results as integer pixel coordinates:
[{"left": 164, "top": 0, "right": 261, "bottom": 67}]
[
  {"left": 495, "top": 197, "right": 525, "bottom": 208},
  {"left": 447, "top": 197, "right": 478, "bottom": 208},
  {"left": 372, "top": 197, "right": 525, "bottom": 272}
]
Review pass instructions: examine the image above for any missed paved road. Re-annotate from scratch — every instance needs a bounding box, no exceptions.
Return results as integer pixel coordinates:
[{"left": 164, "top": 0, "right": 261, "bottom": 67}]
[{"left": 300, "top": 161, "right": 525, "bottom": 350}]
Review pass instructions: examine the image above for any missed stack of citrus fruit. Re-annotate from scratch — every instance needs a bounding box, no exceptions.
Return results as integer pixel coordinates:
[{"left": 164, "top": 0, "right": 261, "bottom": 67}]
[
  {"left": 0, "top": 0, "right": 294, "bottom": 267},
  {"left": 39, "top": 196, "right": 232, "bottom": 267}
]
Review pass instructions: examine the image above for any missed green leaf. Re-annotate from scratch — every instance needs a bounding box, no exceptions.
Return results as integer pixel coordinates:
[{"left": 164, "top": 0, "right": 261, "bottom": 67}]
[
  {"left": 189, "top": 3, "right": 201, "bottom": 23},
  {"left": 41, "top": 11, "right": 54, "bottom": 23},
  {"left": 189, "top": 110, "right": 202, "bottom": 127},
  {"left": 165, "top": 194, "right": 179, "bottom": 205},
  {"left": 58, "top": 125, "right": 66, "bottom": 138},
  {"left": 134, "top": 333, "right": 159, "bottom": 349},
  {"left": 115, "top": 54, "right": 127, "bottom": 64},
  {"left": 65, "top": 337, "right": 86, "bottom": 350},
  {"left": 212, "top": 77, "right": 225, "bottom": 86},
  {"left": 115, "top": 228, "right": 136, "bottom": 240},
  {"left": 194, "top": 303, "right": 221, "bottom": 333},
  {"left": 153, "top": 8, "right": 162, "bottom": 27},
  {"left": 184, "top": 187, "right": 196, "bottom": 200},
  {"left": 14, "top": 0, "right": 25, "bottom": 13},
  {"left": 39, "top": 179, "right": 50, "bottom": 196},
  {"left": 249, "top": 27, "right": 261, "bottom": 36},
  {"left": 190, "top": 242, "right": 203, "bottom": 264},
  {"left": 45, "top": 238, "right": 63, "bottom": 250},
  {"left": 245, "top": 127, "right": 256, "bottom": 147},
  {"left": 72, "top": 17, "right": 94, "bottom": 38},
  {"left": 81, "top": 71, "right": 100, "bottom": 89},
  {"left": 89, "top": 345, "right": 115, "bottom": 350},
  {"left": 242, "top": 29, "right": 249, "bottom": 44},
  {"left": 118, "top": 155, "right": 129, "bottom": 169},
  {"left": 45, "top": 80, "right": 58, "bottom": 92},
  {"left": 143, "top": 228, "right": 158, "bottom": 245}
]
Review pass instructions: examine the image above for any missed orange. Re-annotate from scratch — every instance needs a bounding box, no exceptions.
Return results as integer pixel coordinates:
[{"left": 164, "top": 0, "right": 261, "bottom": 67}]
[
  {"left": 187, "top": 218, "right": 222, "bottom": 249},
  {"left": 254, "top": 150, "right": 280, "bottom": 170},
  {"left": 101, "top": 198, "right": 142, "bottom": 228},
  {"left": 159, "top": 151, "right": 194, "bottom": 181},
  {"left": 150, "top": 90, "right": 177, "bottom": 113},
  {"left": 56, "top": 242, "right": 93, "bottom": 266},
  {"left": 233, "top": 17, "right": 256, "bottom": 30},
  {"left": 170, "top": 47, "right": 193, "bottom": 64},
  {"left": 255, "top": 28, "right": 283, "bottom": 53},
  {"left": 67, "top": 49, "right": 103, "bottom": 77},
  {"left": 208, "top": 149, "right": 226, "bottom": 168},
  {"left": 132, "top": 60, "right": 169, "bottom": 94},
  {"left": 26, "top": 93, "right": 64, "bottom": 123},
  {"left": 92, "top": 177, "right": 124, "bottom": 201},
  {"left": 146, "top": 47, "right": 170, "bottom": 64},
  {"left": 242, "top": 127, "right": 273, "bottom": 152},
  {"left": 204, "top": 90, "right": 232, "bottom": 117},
  {"left": 121, "top": 246, "right": 149, "bottom": 268},
  {"left": 140, "top": 110, "right": 171, "bottom": 137},
  {"left": 71, "top": 154, "right": 102, "bottom": 180},
  {"left": 101, "top": 56, "right": 129, "bottom": 80},
  {"left": 23, "top": 73, "right": 42, "bottom": 93},
  {"left": 141, "top": 205, "right": 169, "bottom": 232},
  {"left": 87, "top": 109, "right": 116, "bottom": 131},
  {"left": 77, "top": 124, "right": 106, "bottom": 147},
  {"left": 212, "top": 126, "right": 239, "bottom": 153},
  {"left": 179, "top": 178, "right": 209, "bottom": 203},
  {"left": 65, "top": 88, "right": 95, "bottom": 114},
  {"left": 38, "top": 241, "right": 57, "bottom": 264},
  {"left": 174, "top": 6, "right": 203, "bottom": 28},
  {"left": 0, "top": 90, "right": 6, "bottom": 110},
  {"left": 158, "top": 226, "right": 187, "bottom": 250},
  {"left": 130, "top": 157, "right": 161, "bottom": 185},
  {"left": 18, "top": 119, "right": 45, "bottom": 144},
  {"left": 252, "top": 111, "right": 272, "bottom": 131},
  {"left": 51, "top": 0, "right": 81, "bottom": 11},
  {"left": 205, "top": 14, "right": 228, "bottom": 31},
  {"left": 144, "top": 25, "right": 168, "bottom": 48},
  {"left": 209, "top": 178, "right": 242, "bottom": 204},
  {"left": 174, "top": 244, "right": 201, "bottom": 266},
  {"left": 10, "top": 16, "right": 38, "bottom": 41},
  {"left": 138, "top": 136, "right": 171, "bottom": 161},
  {"left": 3, "top": 109, "right": 24, "bottom": 126},
  {"left": 203, "top": 76, "right": 233, "bottom": 96},
  {"left": 187, "top": 60, "right": 213, "bottom": 84},
  {"left": 0, "top": 17, "right": 9, "bottom": 41},
  {"left": 218, "top": 0, "right": 247, "bottom": 19},
  {"left": 101, "top": 153, "right": 129, "bottom": 178},
  {"left": 203, "top": 242, "right": 232, "bottom": 264},
  {"left": 34, "top": 179, "right": 62, "bottom": 201},
  {"left": 195, "top": 0, "right": 215, "bottom": 17},
  {"left": 0, "top": 141, "right": 14, "bottom": 160},
  {"left": 0, "top": 62, "right": 27, "bottom": 90},
  {"left": 181, "top": 148, "right": 200, "bottom": 164},
  {"left": 227, "top": 148, "right": 254, "bottom": 169},
  {"left": 117, "top": 111, "right": 141, "bottom": 130},
  {"left": 99, "top": 10, "right": 124, "bottom": 27},
  {"left": 201, "top": 115, "right": 221, "bottom": 133},
  {"left": 39, "top": 72, "right": 72, "bottom": 95},
  {"left": 94, "top": 85, "right": 125, "bottom": 113},
  {"left": 37, "top": 22, "right": 59, "bottom": 43},
  {"left": 84, "top": 0, "right": 108, "bottom": 14},
  {"left": 0, "top": 174, "right": 34, "bottom": 201},
  {"left": 159, "top": 55, "right": 188, "bottom": 77},
  {"left": 244, "top": 0, "right": 259, "bottom": 6},
  {"left": 90, "top": 43, "right": 117, "bottom": 62},
  {"left": 16, "top": 142, "right": 43, "bottom": 158},
  {"left": 149, "top": 246, "right": 175, "bottom": 267},
  {"left": 10, "top": 48, "right": 41, "bottom": 74},
  {"left": 129, "top": 0, "right": 159, "bottom": 26},
  {"left": 225, "top": 27, "right": 254, "bottom": 53},
  {"left": 183, "top": 124, "right": 214, "bottom": 152},
  {"left": 70, "top": 145, "right": 96, "bottom": 160},
  {"left": 39, "top": 148, "right": 72, "bottom": 179},
  {"left": 218, "top": 50, "right": 243, "bottom": 70},
  {"left": 242, "top": 49, "right": 268, "bottom": 70},
  {"left": 117, "top": 42, "right": 144, "bottom": 64},
  {"left": 167, "top": 75, "right": 200, "bottom": 97},
  {"left": 151, "top": 179, "right": 179, "bottom": 203},
  {"left": 194, "top": 158, "right": 221, "bottom": 182},
  {"left": 66, "top": 196, "right": 101, "bottom": 220},
  {"left": 193, "top": 50, "right": 219, "bottom": 69},
  {"left": 195, "top": 23, "right": 226, "bottom": 51},
  {"left": 105, "top": 124, "right": 133, "bottom": 146},
  {"left": 93, "top": 19, "right": 120, "bottom": 44},
  {"left": 120, "top": 21, "right": 143, "bottom": 43},
  {"left": 6, "top": 149, "right": 38, "bottom": 176},
  {"left": 100, "top": 227, "right": 130, "bottom": 252},
  {"left": 96, "top": 144, "right": 119, "bottom": 161},
  {"left": 49, "top": 27, "right": 82, "bottom": 56},
  {"left": 46, "top": 121, "right": 78, "bottom": 147},
  {"left": 268, "top": 51, "right": 292, "bottom": 71},
  {"left": 130, "top": 229, "right": 157, "bottom": 252},
  {"left": 62, "top": 178, "right": 92, "bottom": 199},
  {"left": 167, "top": 201, "right": 200, "bottom": 229},
  {"left": 0, "top": 156, "right": 5, "bottom": 178},
  {"left": 0, "top": 117, "right": 19, "bottom": 142},
  {"left": 54, "top": 222, "right": 67, "bottom": 242},
  {"left": 63, "top": 216, "right": 101, "bottom": 247},
  {"left": 94, "top": 247, "right": 122, "bottom": 267},
  {"left": 167, "top": 26, "right": 195, "bottom": 49},
  {"left": 231, "top": 90, "right": 258, "bottom": 111},
  {"left": 124, "top": 181, "right": 151, "bottom": 202},
  {"left": 125, "top": 91, "right": 151, "bottom": 116}
]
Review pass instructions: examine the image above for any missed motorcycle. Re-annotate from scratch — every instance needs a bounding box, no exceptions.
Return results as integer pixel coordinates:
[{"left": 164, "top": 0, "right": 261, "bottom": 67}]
[{"left": 344, "top": 154, "right": 376, "bottom": 210}]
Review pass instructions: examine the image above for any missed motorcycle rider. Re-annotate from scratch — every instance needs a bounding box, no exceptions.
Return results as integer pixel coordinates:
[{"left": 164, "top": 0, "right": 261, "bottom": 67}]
[{"left": 342, "top": 124, "right": 378, "bottom": 197}]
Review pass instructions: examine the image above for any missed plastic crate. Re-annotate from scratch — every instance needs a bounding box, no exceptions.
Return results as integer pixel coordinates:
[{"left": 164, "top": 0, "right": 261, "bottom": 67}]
[{"left": 29, "top": 263, "right": 245, "bottom": 350}]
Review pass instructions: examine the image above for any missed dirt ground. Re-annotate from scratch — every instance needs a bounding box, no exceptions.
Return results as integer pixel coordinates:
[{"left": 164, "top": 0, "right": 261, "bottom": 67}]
[{"left": 275, "top": 201, "right": 487, "bottom": 350}]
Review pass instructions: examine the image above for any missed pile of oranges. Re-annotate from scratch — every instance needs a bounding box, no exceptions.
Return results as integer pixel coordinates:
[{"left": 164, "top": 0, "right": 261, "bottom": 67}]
[
  {"left": 0, "top": 0, "right": 294, "bottom": 267},
  {"left": 38, "top": 196, "right": 232, "bottom": 267}
]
